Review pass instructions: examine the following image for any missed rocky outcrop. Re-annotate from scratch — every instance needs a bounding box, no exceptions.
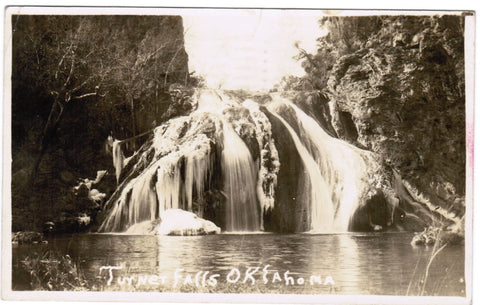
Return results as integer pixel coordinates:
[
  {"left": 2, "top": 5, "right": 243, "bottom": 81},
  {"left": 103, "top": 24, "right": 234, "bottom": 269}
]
[
  {"left": 411, "top": 225, "right": 464, "bottom": 246},
  {"left": 330, "top": 16, "right": 464, "bottom": 204},
  {"left": 292, "top": 15, "right": 466, "bottom": 231}
]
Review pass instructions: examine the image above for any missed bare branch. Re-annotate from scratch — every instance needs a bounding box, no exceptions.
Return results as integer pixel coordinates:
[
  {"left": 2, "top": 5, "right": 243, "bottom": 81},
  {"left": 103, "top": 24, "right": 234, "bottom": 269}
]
[
  {"left": 133, "top": 43, "right": 168, "bottom": 71},
  {"left": 84, "top": 49, "right": 94, "bottom": 59},
  {"left": 55, "top": 41, "right": 74, "bottom": 80},
  {"left": 71, "top": 92, "right": 97, "bottom": 100},
  {"left": 71, "top": 75, "right": 95, "bottom": 93},
  {"left": 63, "top": 51, "right": 76, "bottom": 88},
  {"left": 296, "top": 46, "right": 322, "bottom": 70},
  {"left": 164, "top": 42, "right": 183, "bottom": 87}
]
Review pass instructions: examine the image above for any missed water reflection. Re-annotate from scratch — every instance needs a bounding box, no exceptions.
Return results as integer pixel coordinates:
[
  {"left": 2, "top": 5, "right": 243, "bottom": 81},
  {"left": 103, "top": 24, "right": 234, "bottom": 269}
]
[{"left": 12, "top": 233, "right": 465, "bottom": 295}]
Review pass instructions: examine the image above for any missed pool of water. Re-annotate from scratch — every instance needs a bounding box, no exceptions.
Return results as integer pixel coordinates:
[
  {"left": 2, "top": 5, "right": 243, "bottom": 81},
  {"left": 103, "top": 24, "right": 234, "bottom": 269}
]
[{"left": 12, "top": 232, "right": 465, "bottom": 295}]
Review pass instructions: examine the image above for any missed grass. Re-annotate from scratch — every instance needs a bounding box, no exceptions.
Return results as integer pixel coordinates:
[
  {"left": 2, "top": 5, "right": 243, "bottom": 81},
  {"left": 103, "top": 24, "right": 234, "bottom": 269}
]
[
  {"left": 14, "top": 250, "right": 92, "bottom": 291},
  {"left": 406, "top": 222, "right": 464, "bottom": 296}
]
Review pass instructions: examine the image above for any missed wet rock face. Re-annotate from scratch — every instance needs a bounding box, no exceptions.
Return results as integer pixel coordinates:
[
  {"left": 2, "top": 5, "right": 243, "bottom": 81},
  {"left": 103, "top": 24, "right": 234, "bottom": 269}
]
[{"left": 325, "top": 15, "right": 465, "bottom": 213}]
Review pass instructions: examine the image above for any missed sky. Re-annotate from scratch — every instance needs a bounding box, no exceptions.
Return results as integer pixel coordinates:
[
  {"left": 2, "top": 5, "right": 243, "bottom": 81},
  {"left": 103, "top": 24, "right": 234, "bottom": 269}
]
[{"left": 182, "top": 10, "right": 327, "bottom": 91}]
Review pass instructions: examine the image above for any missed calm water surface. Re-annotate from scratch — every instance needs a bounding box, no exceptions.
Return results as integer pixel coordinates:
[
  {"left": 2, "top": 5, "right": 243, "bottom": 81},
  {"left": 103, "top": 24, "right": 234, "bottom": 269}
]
[{"left": 12, "top": 232, "right": 465, "bottom": 295}]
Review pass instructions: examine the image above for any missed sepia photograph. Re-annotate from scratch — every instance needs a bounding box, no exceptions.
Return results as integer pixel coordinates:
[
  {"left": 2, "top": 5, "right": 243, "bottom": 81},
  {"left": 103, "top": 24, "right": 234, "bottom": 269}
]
[{"left": 2, "top": 5, "right": 474, "bottom": 304}]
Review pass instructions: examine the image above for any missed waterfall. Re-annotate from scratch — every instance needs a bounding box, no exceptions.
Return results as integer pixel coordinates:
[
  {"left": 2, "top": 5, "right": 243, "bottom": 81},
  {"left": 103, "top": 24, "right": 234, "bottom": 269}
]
[
  {"left": 267, "top": 104, "right": 335, "bottom": 232},
  {"left": 268, "top": 96, "right": 377, "bottom": 232},
  {"left": 288, "top": 101, "right": 372, "bottom": 231},
  {"left": 99, "top": 177, "right": 136, "bottom": 232},
  {"left": 184, "top": 148, "right": 211, "bottom": 217},
  {"left": 221, "top": 120, "right": 261, "bottom": 232},
  {"left": 100, "top": 115, "right": 215, "bottom": 232},
  {"left": 99, "top": 89, "right": 378, "bottom": 234},
  {"left": 196, "top": 90, "right": 262, "bottom": 231},
  {"left": 155, "top": 153, "right": 184, "bottom": 218},
  {"left": 129, "top": 165, "right": 159, "bottom": 224},
  {"left": 100, "top": 91, "right": 262, "bottom": 233},
  {"left": 242, "top": 99, "right": 280, "bottom": 230},
  {"left": 112, "top": 140, "right": 125, "bottom": 184}
]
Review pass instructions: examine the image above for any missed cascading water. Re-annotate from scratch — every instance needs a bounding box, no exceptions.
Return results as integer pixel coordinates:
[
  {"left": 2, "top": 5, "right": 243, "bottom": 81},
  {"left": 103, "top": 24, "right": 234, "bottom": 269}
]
[
  {"left": 221, "top": 119, "right": 261, "bottom": 232},
  {"left": 288, "top": 101, "right": 376, "bottom": 231},
  {"left": 112, "top": 140, "right": 125, "bottom": 184},
  {"left": 184, "top": 147, "right": 211, "bottom": 217},
  {"left": 100, "top": 90, "right": 264, "bottom": 233},
  {"left": 267, "top": 96, "right": 378, "bottom": 232},
  {"left": 242, "top": 99, "right": 280, "bottom": 230},
  {"left": 99, "top": 114, "right": 215, "bottom": 232},
  {"left": 197, "top": 90, "right": 262, "bottom": 231},
  {"left": 99, "top": 89, "right": 379, "bottom": 234},
  {"left": 155, "top": 153, "right": 184, "bottom": 217},
  {"left": 267, "top": 103, "right": 335, "bottom": 232}
]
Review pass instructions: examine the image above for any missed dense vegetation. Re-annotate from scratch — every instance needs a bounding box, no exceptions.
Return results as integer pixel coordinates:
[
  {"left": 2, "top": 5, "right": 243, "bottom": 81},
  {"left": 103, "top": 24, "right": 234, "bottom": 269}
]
[{"left": 11, "top": 15, "right": 191, "bottom": 231}]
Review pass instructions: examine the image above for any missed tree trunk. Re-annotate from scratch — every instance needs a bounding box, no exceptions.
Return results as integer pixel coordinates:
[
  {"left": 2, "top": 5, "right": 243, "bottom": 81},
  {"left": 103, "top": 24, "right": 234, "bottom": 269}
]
[{"left": 29, "top": 98, "right": 64, "bottom": 186}]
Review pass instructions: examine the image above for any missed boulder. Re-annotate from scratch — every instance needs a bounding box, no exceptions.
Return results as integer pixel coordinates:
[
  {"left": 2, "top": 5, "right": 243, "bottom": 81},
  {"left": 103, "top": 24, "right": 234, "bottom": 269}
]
[{"left": 125, "top": 209, "right": 221, "bottom": 236}]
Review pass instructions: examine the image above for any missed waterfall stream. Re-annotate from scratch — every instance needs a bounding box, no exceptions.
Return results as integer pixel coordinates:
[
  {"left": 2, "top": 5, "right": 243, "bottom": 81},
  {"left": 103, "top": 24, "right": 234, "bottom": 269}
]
[
  {"left": 267, "top": 104, "right": 335, "bottom": 232},
  {"left": 221, "top": 120, "right": 261, "bottom": 232},
  {"left": 267, "top": 96, "right": 376, "bottom": 232},
  {"left": 99, "top": 90, "right": 378, "bottom": 234},
  {"left": 287, "top": 101, "right": 371, "bottom": 231}
]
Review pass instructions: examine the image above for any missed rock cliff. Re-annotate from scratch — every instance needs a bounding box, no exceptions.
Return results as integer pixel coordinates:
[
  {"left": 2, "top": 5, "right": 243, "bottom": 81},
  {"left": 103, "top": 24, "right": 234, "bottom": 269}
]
[{"left": 291, "top": 15, "right": 466, "bottom": 232}]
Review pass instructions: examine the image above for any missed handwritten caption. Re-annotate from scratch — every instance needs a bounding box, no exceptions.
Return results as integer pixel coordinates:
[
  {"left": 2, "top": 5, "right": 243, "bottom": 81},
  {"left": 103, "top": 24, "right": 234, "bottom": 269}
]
[{"left": 98, "top": 265, "right": 335, "bottom": 288}]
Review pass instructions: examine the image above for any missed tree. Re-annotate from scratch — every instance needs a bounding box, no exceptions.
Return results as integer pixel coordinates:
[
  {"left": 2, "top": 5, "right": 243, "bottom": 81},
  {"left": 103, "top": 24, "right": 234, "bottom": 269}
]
[
  {"left": 100, "top": 16, "right": 188, "bottom": 149},
  {"left": 13, "top": 16, "right": 111, "bottom": 185},
  {"left": 12, "top": 15, "right": 189, "bottom": 185},
  {"left": 12, "top": 15, "right": 190, "bottom": 230}
]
